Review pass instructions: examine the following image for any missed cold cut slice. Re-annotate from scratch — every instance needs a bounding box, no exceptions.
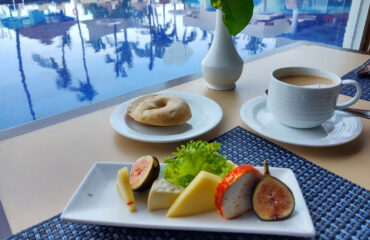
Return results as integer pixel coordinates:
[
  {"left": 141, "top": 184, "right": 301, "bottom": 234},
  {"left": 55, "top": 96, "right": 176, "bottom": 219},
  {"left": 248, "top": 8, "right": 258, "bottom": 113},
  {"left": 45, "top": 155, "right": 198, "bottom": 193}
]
[{"left": 215, "top": 164, "right": 262, "bottom": 219}]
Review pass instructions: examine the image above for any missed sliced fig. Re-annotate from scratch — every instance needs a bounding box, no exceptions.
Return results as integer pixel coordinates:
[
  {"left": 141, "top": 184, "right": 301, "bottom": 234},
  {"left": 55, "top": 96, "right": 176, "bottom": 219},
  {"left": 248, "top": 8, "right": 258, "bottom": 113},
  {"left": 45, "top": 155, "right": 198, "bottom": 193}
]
[
  {"left": 252, "top": 161, "right": 295, "bottom": 221},
  {"left": 215, "top": 164, "right": 262, "bottom": 219},
  {"left": 129, "top": 155, "right": 160, "bottom": 191}
]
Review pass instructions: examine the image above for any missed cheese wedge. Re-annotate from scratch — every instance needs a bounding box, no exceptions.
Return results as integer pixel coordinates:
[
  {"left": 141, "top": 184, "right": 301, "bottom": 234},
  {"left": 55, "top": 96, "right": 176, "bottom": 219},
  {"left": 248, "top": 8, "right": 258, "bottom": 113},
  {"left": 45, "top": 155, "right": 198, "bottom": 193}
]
[
  {"left": 148, "top": 177, "right": 184, "bottom": 211},
  {"left": 166, "top": 171, "right": 222, "bottom": 217},
  {"left": 116, "top": 167, "right": 136, "bottom": 212}
]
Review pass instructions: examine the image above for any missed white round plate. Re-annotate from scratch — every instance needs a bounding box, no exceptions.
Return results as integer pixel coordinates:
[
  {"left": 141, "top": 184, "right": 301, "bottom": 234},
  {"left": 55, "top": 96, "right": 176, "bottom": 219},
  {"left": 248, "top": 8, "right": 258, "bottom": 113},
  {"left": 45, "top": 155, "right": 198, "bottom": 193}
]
[
  {"left": 110, "top": 92, "right": 223, "bottom": 143},
  {"left": 240, "top": 96, "right": 363, "bottom": 147}
]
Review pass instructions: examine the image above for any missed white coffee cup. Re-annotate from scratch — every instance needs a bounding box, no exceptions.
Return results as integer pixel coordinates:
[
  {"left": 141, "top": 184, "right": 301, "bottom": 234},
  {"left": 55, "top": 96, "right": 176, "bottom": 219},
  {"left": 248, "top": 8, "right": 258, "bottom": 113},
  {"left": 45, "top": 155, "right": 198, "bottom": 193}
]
[{"left": 266, "top": 67, "right": 362, "bottom": 128}]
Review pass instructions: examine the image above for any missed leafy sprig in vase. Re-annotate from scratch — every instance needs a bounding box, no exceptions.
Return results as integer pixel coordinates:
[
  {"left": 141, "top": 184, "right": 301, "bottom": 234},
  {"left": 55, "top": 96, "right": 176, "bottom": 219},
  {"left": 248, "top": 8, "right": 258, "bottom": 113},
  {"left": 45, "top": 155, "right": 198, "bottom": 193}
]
[{"left": 201, "top": 0, "right": 254, "bottom": 90}]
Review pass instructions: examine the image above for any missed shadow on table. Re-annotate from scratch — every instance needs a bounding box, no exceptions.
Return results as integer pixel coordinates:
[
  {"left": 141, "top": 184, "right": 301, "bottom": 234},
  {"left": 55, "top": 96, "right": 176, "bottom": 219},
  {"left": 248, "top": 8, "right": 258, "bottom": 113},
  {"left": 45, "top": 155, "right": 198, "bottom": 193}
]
[
  {"left": 0, "top": 200, "right": 12, "bottom": 240},
  {"left": 280, "top": 131, "right": 365, "bottom": 159}
]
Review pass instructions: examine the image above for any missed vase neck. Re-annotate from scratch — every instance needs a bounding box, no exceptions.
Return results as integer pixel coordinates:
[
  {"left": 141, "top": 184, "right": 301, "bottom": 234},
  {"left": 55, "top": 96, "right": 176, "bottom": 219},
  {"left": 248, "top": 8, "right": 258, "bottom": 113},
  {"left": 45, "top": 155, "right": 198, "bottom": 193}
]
[
  {"left": 201, "top": 8, "right": 243, "bottom": 67},
  {"left": 215, "top": 9, "right": 230, "bottom": 38}
]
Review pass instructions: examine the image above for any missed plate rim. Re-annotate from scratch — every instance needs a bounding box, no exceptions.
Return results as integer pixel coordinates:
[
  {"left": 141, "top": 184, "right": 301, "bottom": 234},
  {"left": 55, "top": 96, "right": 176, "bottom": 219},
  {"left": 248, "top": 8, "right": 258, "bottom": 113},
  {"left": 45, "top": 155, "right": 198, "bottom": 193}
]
[
  {"left": 61, "top": 162, "right": 315, "bottom": 238},
  {"left": 110, "top": 92, "right": 223, "bottom": 143},
  {"left": 240, "top": 95, "right": 363, "bottom": 147}
]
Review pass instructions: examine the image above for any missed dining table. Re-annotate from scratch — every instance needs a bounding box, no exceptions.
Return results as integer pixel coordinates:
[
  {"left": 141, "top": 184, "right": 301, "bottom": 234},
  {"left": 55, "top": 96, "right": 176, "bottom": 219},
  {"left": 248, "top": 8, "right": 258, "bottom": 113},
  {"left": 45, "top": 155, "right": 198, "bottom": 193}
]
[{"left": 0, "top": 42, "right": 369, "bottom": 239}]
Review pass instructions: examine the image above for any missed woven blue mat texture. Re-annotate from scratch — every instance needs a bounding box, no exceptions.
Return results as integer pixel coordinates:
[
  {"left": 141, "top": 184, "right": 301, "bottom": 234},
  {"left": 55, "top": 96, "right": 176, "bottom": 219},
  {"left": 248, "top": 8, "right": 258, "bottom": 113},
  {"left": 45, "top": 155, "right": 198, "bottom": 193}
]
[
  {"left": 340, "top": 58, "right": 370, "bottom": 101},
  {"left": 7, "top": 127, "right": 370, "bottom": 240}
]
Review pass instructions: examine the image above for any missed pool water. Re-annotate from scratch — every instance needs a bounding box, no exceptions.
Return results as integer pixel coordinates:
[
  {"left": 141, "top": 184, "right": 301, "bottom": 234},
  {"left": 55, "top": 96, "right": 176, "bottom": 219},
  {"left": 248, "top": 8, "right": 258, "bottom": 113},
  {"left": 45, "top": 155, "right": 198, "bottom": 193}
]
[{"left": 0, "top": 0, "right": 352, "bottom": 130}]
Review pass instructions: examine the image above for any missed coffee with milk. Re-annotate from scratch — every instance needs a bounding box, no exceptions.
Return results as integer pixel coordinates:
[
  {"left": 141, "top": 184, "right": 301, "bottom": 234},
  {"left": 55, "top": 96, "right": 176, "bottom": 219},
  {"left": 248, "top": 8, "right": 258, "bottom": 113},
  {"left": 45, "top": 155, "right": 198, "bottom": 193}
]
[{"left": 278, "top": 75, "right": 336, "bottom": 88}]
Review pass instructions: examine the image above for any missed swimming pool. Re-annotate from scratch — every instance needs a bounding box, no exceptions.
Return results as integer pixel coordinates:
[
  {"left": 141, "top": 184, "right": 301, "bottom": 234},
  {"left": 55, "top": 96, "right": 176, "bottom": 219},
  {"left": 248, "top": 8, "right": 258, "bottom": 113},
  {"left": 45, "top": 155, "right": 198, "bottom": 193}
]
[{"left": 0, "top": 0, "right": 353, "bottom": 130}]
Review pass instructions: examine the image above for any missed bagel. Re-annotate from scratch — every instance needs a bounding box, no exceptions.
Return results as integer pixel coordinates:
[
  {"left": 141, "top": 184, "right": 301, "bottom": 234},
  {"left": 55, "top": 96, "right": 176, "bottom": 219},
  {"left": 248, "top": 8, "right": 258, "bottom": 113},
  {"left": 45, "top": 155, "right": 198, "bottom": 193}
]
[{"left": 127, "top": 94, "right": 192, "bottom": 126}]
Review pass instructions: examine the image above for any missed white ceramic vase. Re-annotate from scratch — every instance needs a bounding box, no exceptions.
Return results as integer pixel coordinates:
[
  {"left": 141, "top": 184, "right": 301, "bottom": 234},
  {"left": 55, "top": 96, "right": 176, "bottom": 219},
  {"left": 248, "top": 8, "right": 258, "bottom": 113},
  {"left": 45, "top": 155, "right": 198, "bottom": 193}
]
[{"left": 201, "top": 9, "right": 244, "bottom": 90}]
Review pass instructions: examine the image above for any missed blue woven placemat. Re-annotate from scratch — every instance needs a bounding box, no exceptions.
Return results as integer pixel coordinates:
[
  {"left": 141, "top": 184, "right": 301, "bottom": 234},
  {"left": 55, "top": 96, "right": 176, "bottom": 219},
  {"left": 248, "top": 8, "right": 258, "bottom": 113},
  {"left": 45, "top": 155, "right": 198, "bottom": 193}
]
[
  {"left": 340, "top": 58, "right": 370, "bottom": 101},
  {"left": 7, "top": 126, "right": 370, "bottom": 240}
]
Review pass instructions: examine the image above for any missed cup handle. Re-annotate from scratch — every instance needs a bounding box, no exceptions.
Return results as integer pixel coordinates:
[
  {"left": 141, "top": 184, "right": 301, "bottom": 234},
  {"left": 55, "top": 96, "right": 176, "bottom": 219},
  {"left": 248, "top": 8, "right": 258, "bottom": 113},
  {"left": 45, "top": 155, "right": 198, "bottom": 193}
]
[{"left": 335, "top": 79, "right": 362, "bottom": 110}]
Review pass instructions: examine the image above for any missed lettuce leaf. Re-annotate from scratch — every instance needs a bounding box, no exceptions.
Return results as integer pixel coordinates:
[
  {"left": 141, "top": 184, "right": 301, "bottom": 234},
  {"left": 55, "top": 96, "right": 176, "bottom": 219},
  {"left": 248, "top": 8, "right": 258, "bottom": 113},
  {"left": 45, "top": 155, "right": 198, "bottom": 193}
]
[
  {"left": 210, "top": 0, "right": 254, "bottom": 36},
  {"left": 163, "top": 140, "right": 233, "bottom": 187}
]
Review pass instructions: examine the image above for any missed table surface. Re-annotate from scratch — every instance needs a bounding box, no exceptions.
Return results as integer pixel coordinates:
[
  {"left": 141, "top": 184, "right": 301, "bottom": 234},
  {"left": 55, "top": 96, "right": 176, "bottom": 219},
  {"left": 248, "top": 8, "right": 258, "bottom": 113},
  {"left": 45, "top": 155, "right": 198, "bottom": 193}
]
[{"left": 0, "top": 43, "right": 369, "bottom": 234}]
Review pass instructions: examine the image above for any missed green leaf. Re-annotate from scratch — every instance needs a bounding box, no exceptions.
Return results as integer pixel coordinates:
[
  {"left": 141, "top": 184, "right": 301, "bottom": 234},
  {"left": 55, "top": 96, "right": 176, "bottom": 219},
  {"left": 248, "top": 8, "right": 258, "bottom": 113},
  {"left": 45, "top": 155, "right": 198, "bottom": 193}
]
[
  {"left": 211, "top": 0, "right": 222, "bottom": 8},
  {"left": 212, "top": 0, "right": 254, "bottom": 36},
  {"left": 163, "top": 140, "right": 234, "bottom": 188}
]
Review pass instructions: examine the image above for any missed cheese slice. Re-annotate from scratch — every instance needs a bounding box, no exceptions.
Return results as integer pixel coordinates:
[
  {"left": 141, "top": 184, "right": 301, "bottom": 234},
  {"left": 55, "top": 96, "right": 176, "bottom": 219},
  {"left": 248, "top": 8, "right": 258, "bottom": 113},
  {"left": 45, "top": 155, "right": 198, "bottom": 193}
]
[
  {"left": 166, "top": 171, "right": 222, "bottom": 217},
  {"left": 148, "top": 177, "right": 184, "bottom": 211},
  {"left": 116, "top": 167, "right": 136, "bottom": 212}
]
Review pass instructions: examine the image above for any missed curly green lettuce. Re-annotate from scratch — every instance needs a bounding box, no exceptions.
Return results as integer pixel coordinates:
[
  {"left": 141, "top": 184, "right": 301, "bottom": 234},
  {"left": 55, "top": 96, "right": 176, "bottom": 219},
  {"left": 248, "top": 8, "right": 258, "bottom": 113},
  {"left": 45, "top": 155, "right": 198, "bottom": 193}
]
[{"left": 163, "top": 140, "right": 234, "bottom": 187}]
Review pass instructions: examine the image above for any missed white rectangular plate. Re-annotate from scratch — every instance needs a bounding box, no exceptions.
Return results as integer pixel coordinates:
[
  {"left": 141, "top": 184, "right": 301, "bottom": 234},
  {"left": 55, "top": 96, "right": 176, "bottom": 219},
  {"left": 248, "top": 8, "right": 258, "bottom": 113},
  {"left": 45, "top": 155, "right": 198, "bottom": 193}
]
[{"left": 61, "top": 162, "right": 315, "bottom": 238}]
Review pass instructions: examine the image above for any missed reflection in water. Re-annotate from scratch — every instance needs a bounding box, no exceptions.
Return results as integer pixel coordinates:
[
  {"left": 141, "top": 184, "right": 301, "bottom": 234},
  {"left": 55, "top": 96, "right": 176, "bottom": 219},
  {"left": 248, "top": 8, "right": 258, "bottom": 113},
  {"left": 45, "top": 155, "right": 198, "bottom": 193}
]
[
  {"left": 244, "top": 36, "right": 267, "bottom": 55},
  {"left": 163, "top": 41, "right": 193, "bottom": 66},
  {"left": 129, "top": 2, "right": 197, "bottom": 70},
  {"left": 0, "top": 0, "right": 354, "bottom": 130},
  {"left": 59, "top": 33, "right": 72, "bottom": 88},
  {"left": 113, "top": 27, "right": 133, "bottom": 77},
  {"left": 16, "top": 29, "right": 36, "bottom": 120},
  {"left": 32, "top": 33, "right": 72, "bottom": 89},
  {"left": 71, "top": 5, "right": 97, "bottom": 102},
  {"left": 31, "top": 5, "right": 97, "bottom": 102}
]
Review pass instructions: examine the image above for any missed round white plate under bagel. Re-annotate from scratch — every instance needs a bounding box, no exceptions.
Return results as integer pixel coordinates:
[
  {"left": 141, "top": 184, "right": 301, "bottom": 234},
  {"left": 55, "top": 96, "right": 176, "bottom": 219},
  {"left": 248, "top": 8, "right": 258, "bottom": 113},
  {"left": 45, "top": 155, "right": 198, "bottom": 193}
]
[
  {"left": 240, "top": 96, "right": 362, "bottom": 147},
  {"left": 110, "top": 92, "right": 223, "bottom": 143}
]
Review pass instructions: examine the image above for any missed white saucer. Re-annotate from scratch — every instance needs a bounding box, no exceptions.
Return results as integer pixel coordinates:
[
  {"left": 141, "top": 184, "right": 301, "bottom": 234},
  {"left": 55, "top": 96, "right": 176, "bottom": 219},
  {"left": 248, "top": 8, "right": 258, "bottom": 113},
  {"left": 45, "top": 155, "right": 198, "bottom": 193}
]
[
  {"left": 110, "top": 92, "right": 223, "bottom": 143},
  {"left": 240, "top": 96, "right": 363, "bottom": 147}
]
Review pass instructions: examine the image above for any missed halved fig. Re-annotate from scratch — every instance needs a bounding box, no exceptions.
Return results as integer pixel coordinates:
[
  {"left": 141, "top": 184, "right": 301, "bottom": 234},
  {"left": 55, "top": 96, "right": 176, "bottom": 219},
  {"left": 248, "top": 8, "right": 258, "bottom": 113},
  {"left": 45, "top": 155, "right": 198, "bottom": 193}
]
[
  {"left": 252, "top": 161, "right": 295, "bottom": 221},
  {"left": 129, "top": 155, "right": 160, "bottom": 191},
  {"left": 215, "top": 164, "right": 262, "bottom": 219}
]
